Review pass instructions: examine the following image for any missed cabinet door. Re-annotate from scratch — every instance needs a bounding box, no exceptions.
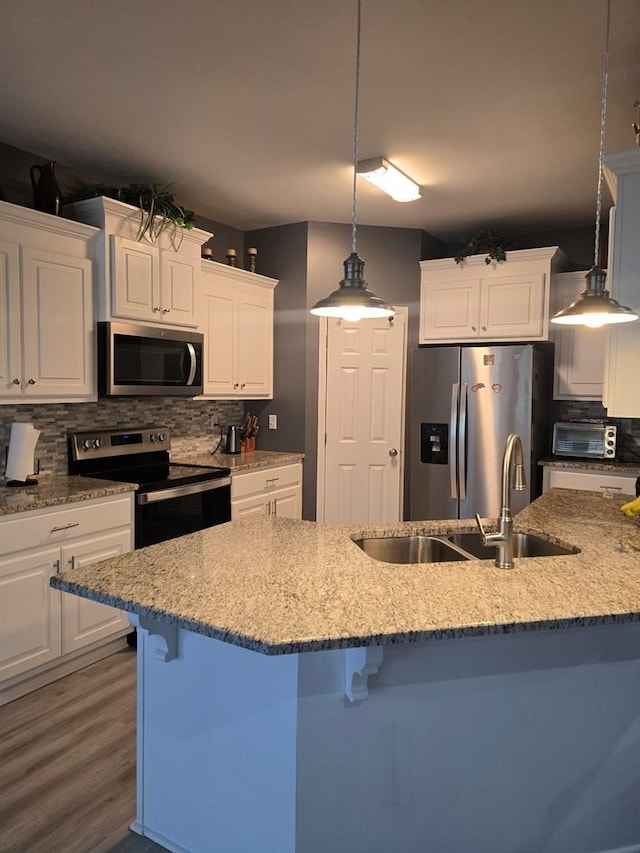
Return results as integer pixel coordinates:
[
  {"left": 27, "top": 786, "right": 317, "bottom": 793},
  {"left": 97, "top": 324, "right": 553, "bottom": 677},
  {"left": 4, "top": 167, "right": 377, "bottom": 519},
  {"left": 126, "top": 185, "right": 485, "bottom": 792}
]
[
  {"left": 420, "top": 280, "right": 480, "bottom": 342},
  {"left": 236, "top": 285, "right": 273, "bottom": 398},
  {"left": 0, "top": 239, "right": 22, "bottom": 398},
  {"left": 231, "top": 495, "right": 270, "bottom": 520},
  {"left": 0, "top": 546, "right": 61, "bottom": 684},
  {"left": 21, "top": 245, "right": 94, "bottom": 398},
  {"left": 111, "top": 235, "right": 161, "bottom": 321},
  {"left": 270, "top": 487, "right": 302, "bottom": 519},
  {"left": 60, "top": 529, "right": 131, "bottom": 654},
  {"left": 202, "top": 282, "right": 238, "bottom": 397},
  {"left": 160, "top": 250, "right": 198, "bottom": 327},
  {"left": 481, "top": 273, "right": 546, "bottom": 339}
]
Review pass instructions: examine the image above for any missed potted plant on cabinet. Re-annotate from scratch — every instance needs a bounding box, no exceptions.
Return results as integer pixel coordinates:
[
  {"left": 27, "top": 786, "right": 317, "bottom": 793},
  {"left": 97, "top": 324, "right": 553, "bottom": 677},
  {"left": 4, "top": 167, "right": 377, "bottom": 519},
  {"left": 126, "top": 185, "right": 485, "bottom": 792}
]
[{"left": 453, "top": 228, "right": 513, "bottom": 265}]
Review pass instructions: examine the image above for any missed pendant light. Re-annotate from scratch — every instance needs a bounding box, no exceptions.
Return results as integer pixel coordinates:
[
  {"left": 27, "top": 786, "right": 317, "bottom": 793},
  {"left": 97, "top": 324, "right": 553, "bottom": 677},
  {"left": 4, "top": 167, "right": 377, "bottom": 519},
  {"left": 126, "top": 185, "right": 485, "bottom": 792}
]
[
  {"left": 551, "top": 0, "right": 638, "bottom": 329},
  {"left": 310, "top": 0, "right": 394, "bottom": 323}
]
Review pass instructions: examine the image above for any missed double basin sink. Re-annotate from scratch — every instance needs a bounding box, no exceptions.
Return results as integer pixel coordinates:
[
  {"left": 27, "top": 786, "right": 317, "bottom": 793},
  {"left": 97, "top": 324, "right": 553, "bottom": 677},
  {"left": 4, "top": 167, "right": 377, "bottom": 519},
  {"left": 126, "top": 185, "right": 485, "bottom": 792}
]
[{"left": 354, "top": 531, "right": 579, "bottom": 565}]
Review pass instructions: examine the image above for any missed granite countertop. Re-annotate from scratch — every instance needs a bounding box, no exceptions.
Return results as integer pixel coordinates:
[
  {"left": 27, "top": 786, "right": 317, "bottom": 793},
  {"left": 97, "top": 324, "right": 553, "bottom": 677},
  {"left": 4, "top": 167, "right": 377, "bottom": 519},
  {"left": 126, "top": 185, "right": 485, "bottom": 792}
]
[
  {"left": 0, "top": 474, "right": 137, "bottom": 517},
  {"left": 51, "top": 488, "right": 640, "bottom": 655},
  {"left": 171, "top": 449, "right": 304, "bottom": 473},
  {"left": 540, "top": 457, "right": 640, "bottom": 474}
]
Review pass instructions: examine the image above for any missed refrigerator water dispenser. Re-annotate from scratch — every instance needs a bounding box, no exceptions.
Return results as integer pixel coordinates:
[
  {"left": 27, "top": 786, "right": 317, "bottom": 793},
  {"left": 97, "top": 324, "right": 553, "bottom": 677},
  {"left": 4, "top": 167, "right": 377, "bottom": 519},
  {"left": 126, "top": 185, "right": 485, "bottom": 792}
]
[{"left": 420, "top": 423, "right": 448, "bottom": 464}]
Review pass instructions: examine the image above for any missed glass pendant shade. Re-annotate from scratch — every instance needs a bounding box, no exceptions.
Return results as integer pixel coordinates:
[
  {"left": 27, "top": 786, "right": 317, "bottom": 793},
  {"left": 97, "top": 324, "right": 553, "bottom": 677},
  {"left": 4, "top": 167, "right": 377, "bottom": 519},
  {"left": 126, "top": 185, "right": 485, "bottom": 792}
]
[
  {"left": 310, "top": 252, "right": 394, "bottom": 322},
  {"left": 551, "top": 265, "right": 638, "bottom": 328}
]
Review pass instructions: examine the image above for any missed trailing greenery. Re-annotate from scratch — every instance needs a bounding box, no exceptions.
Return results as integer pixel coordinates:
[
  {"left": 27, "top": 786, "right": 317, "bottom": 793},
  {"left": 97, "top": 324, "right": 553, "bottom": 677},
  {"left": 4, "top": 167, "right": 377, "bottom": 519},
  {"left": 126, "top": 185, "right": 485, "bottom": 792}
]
[
  {"left": 94, "top": 182, "right": 196, "bottom": 249},
  {"left": 453, "top": 228, "right": 512, "bottom": 265}
]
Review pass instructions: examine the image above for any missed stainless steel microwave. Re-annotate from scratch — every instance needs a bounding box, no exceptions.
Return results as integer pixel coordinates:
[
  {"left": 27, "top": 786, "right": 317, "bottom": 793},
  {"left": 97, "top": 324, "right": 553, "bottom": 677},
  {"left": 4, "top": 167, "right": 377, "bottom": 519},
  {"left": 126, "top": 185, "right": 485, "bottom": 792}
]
[
  {"left": 552, "top": 421, "right": 617, "bottom": 459},
  {"left": 98, "top": 321, "right": 204, "bottom": 397}
]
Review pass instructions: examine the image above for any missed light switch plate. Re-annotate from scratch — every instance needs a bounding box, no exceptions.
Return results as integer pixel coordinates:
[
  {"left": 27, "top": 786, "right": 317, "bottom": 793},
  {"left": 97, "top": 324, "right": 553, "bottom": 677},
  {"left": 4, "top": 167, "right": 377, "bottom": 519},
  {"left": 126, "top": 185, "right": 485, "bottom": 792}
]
[{"left": 268, "top": 414, "right": 277, "bottom": 430}]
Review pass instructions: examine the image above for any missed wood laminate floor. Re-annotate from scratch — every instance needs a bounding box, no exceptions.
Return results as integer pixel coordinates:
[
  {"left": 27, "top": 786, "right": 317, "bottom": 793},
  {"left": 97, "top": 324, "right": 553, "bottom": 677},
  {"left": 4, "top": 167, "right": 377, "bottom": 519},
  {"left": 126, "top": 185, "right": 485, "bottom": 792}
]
[{"left": 0, "top": 649, "right": 164, "bottom": 853}]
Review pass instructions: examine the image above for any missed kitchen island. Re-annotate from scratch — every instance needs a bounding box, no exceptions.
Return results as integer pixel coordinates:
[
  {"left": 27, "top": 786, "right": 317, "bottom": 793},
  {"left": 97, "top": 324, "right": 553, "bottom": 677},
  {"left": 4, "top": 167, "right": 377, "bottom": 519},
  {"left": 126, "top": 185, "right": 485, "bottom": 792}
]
[{"left": 52, "top": 488, "right": 640, "bottom": 853}]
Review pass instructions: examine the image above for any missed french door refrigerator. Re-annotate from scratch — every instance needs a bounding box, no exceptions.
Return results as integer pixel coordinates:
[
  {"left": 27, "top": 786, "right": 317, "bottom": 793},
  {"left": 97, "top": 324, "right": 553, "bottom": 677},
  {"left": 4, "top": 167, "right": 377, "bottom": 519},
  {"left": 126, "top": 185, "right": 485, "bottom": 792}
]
[{"left": 409, "top": 343, "right": 553, "bottom": 521}]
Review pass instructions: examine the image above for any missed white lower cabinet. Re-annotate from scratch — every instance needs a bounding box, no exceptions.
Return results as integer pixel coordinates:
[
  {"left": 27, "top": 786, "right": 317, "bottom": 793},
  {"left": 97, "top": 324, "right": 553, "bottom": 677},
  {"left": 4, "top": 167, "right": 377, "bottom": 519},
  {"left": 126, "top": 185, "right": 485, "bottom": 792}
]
[
  {"left": 542, "top": 466, "right": 637, "bottom": 496},
  {"left": 231, "top": 463, "right": 303, "bottom": 520},
  {"left": 0, "top": 493, "right": 133, "bottom": 704}
]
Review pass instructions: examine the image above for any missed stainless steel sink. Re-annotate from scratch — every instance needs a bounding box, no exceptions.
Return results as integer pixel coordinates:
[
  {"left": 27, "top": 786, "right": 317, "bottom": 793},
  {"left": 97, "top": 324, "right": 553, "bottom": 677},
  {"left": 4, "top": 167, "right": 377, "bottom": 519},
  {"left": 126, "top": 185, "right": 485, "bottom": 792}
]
[
  {"left": 354, "top": 535, "right": 470, "bottom": 564},
  {"left": 446, "top": 531, "right": 579, "bottom": 559}
]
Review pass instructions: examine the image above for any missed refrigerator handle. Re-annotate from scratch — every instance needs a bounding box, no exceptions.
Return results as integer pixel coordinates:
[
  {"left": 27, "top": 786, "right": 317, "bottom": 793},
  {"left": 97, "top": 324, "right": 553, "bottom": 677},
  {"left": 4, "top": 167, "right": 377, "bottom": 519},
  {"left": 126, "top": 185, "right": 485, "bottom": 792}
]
[
  {"left": 450, "top": 384, "right": 459, "bottom": 499},
  {"left": 458, "top": 383, "right": 468, "bottom": 501}
]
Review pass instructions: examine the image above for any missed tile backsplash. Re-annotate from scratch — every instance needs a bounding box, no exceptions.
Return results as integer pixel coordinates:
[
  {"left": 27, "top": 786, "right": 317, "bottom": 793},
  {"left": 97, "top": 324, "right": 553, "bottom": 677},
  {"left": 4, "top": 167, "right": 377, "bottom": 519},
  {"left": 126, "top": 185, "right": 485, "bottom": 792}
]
[{"left": 1, "top": 398, "right": 244, "bottom": 477}]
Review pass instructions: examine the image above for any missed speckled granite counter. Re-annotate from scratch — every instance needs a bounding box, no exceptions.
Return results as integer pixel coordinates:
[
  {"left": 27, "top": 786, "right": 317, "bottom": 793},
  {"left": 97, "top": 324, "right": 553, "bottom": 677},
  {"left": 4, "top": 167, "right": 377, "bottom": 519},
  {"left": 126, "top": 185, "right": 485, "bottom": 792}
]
[
  {"left": 171, "top": 448, "right": 303, "bottom": 473},
  {"left": 51, "top": 487, "right": 640, "bottom": 654},
  {"left": 540, "top": 456, "right": 640, "bottom": 474},
  {"left": 0, "top": 474, "right": 136, "bottom": 517}
]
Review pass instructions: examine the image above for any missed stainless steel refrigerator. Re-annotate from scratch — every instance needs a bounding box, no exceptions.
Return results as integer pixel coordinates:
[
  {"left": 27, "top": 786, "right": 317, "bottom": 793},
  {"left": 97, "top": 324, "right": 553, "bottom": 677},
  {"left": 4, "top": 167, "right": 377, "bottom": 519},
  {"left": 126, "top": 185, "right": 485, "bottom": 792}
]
[{"left": 409, "top": 343, "right": 553, "bottom": 520}]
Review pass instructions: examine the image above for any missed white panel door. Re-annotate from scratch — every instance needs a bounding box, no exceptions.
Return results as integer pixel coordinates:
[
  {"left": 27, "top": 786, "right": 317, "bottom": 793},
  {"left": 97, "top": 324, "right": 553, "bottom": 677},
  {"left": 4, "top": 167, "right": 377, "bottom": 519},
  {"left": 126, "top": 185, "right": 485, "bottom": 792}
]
[
  {"left": 60, "top": 530, "right": 131, "bottom": 654},
  {"left": 0, "top": 239, "right": 22, "bottom": 397},
  {"left": 0, "top": 547, "right": 62, "bottom": 684},
  {"left": 322, "top": 312, "right": 407, "bottom": 524},
  {"left": 21, "top": 246, "right": 93, "bottom": 397}
]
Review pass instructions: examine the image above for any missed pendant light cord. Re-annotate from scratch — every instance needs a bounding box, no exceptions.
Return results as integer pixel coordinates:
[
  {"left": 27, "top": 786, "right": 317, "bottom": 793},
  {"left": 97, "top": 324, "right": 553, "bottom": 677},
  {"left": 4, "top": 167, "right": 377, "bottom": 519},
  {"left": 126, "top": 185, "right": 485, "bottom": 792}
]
[
  {"left": 351, "top": 0, "right": 362, "bottom": 255},
  {"left": 594, "top": 0, "right": 611, "bottom": 268}
]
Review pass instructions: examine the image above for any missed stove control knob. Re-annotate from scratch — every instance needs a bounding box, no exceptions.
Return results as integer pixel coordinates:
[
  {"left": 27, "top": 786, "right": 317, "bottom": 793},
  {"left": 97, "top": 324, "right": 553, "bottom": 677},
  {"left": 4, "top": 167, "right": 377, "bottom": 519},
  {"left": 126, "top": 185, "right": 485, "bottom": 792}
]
[
  {"left": 158, "top": 432, "right": 166, "bottom": 442},
  {"left": 82, "top": 439, "right": 93, "bottom": 450},
  {"left": 150, "top": 433, "right": 158, "bottom": 442},
  {"left": 95, "top": 438, "right": 103, "bottom": 448}
]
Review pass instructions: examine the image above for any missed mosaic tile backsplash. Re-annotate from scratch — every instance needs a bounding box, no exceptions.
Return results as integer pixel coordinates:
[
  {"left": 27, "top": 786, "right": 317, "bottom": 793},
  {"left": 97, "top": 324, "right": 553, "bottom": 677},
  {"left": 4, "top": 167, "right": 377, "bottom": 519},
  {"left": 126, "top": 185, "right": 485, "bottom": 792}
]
[{"left": 1, "top": 398, "right": 244, "bottom": 477}]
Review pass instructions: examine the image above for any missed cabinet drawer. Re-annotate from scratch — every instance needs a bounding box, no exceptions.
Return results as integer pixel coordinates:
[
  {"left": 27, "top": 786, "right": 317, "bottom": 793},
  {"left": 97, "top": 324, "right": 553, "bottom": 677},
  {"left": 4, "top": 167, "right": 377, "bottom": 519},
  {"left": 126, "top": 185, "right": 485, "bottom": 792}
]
[
  {"left": 0, "top": 495, "right": 133, "bottom": 557},
  {"left": 231, "top": 463, "right": 302, "bottom": 501},
  {"left": 545, "top": 468, "right": 637, "bottom": 495}
]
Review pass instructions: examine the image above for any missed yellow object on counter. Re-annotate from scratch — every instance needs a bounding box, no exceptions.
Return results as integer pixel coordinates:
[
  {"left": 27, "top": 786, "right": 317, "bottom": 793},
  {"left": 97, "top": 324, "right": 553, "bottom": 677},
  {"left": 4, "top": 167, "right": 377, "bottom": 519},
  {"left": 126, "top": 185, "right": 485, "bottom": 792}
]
[{"left": 620, "top": 495, "right": 640, "bottom": 517}]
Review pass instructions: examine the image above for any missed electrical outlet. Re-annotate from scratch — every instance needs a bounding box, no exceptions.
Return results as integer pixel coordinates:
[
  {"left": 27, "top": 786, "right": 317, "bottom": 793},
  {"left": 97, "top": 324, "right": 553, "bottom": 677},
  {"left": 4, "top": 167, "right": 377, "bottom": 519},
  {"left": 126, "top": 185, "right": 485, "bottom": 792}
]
[{"left": 268, "top": 414, "right": 277, "bottom": 430}]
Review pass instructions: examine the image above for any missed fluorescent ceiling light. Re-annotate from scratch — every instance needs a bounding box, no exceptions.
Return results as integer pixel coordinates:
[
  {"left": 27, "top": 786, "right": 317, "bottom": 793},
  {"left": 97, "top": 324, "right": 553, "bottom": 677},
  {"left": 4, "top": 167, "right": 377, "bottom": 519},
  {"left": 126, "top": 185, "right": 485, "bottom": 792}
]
[{"left": 357, "top": 157, "right": 421, "bottom": 202}]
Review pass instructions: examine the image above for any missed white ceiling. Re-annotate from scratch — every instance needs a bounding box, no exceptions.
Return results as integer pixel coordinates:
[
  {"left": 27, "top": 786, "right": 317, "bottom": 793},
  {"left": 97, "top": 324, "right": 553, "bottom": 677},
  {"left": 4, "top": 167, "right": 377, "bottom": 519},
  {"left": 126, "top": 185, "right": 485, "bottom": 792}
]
[{"left": 1, "top": 0, "right": 639, "bottom": 241}]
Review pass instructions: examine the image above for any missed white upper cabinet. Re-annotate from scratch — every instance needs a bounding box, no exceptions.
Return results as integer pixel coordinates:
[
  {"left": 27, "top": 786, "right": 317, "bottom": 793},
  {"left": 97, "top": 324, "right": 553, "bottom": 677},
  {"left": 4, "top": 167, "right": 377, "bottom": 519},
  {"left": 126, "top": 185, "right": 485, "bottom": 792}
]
[
  {"left": 419, "top": 247, "right": 561, "bottom": 344},
  {"left": 602, "top": 149, "right": 640, "bottom": 417},
  {"left": 65, "top": 196, "right": 211, "bottom": 328},
  {"left": 549, "top": 271, "right": 605, "bottom": 400},
  {"left": 0, "top": 201, "right": 96, "bottom": 403},
  {"left": 199, "top": 261, "right": 277, "bottom": 399}
]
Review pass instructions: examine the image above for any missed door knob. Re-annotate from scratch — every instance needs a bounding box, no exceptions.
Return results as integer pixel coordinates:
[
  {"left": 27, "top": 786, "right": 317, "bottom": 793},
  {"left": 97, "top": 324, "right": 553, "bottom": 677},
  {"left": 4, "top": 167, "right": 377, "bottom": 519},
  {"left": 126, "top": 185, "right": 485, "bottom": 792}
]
[{"left": 389, "top": 448, "right": 398, "bottom": 457}]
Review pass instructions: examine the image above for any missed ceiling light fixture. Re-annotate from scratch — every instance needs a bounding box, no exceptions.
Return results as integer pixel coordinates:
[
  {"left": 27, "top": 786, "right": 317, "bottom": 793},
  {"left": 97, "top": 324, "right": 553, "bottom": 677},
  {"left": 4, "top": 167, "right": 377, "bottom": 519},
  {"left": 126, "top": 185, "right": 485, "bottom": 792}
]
[
  {"left": 357, "top": 157, "right": 421, "bottom": 202},
  {"left": 310, "top": 0, "right": 394, "bottom": 323},
  {"left": 551, "top": 0, "right": 638, "bottom": 329}
]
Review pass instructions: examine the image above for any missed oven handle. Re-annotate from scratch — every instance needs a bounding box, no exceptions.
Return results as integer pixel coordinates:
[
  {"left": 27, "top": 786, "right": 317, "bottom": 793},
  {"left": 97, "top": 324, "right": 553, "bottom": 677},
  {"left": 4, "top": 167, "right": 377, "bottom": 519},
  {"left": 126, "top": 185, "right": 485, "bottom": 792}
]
[
  {"left": 186, "top": 343, "right": 197, "bottom": 386},
  {"left": 138, "top": 477, "right": 231, "bottom": 505}
]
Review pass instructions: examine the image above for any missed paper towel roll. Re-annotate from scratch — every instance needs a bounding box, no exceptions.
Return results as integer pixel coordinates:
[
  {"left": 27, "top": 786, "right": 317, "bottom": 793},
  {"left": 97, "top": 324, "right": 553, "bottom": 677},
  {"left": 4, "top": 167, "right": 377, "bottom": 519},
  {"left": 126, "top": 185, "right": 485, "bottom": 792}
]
[{"left": 5, "top": 422, "right": 41, "bottom": 483}]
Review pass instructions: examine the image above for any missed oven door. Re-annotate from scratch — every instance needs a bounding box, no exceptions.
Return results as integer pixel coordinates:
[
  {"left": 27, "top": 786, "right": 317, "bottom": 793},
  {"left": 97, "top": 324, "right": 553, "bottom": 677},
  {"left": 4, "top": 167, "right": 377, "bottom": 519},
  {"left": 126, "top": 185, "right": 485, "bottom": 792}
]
[{"left": 135, "top": 478, "right": 231, "bottom": 548}]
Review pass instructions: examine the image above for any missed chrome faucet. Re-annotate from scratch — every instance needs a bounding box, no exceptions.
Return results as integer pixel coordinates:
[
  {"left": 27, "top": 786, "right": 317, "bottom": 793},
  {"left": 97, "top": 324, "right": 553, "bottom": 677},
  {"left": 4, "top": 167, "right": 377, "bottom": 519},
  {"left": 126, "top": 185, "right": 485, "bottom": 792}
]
[{"left": 475, "top": 433, "right": 526, "bottom": 569}]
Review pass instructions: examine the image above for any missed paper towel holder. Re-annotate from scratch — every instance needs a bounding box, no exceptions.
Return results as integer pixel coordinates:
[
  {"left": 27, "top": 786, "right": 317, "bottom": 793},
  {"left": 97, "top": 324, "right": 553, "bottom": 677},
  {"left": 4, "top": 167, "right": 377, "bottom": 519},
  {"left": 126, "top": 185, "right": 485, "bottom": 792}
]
[{"left": 4, "top": 449, "right": 39, "bottom": 487}]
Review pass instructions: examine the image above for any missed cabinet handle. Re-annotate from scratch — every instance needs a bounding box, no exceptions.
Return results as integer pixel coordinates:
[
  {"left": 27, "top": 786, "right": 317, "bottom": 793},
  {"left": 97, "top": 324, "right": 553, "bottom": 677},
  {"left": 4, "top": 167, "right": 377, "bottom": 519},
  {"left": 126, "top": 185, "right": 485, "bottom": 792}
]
[
  {"left": 240, "top": 383, "right": 246, "bottom": 389},
  {"left": 153, "top": 306, "right": 161, "bottom": 312},
  {"left": 266, "top": 477, "right": 279, "bottom": 485},
  {"left": 163, "top": 307, "right": 171, "bottom": 313},
  {"left": 28, "top": 378, "right": 36, "bottom": 385},
  {"left": 273, "top": 499, "right": 277, "bottom": 516},
  {"left": 234, "top": 383, "right": 239, "bottom": 389},
  {"left": 481, "top": 326, "right": 487, "bottom": 331},
  {"left": 471, "top": 326, "right": 477, "bottom": 332},
  {"left": 53, "top": 559, "right": 60, "bottom": 574},
  {"left": 12, "top": 378, "right": 20, "bottom": 385},
  {"left": 51, "top": 521, "right": 80, "bottom": 533},
  {"left": 267, "top": 501, "right": 272, "bottom": 515}
]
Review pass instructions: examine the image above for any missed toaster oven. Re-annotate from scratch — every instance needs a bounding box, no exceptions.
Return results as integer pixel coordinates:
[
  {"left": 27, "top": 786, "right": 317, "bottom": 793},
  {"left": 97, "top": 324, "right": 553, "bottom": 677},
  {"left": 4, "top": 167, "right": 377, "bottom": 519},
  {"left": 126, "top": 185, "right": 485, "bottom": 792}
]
[{"left": 552, "top": 421, "right": 617, "bottom": 459}]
